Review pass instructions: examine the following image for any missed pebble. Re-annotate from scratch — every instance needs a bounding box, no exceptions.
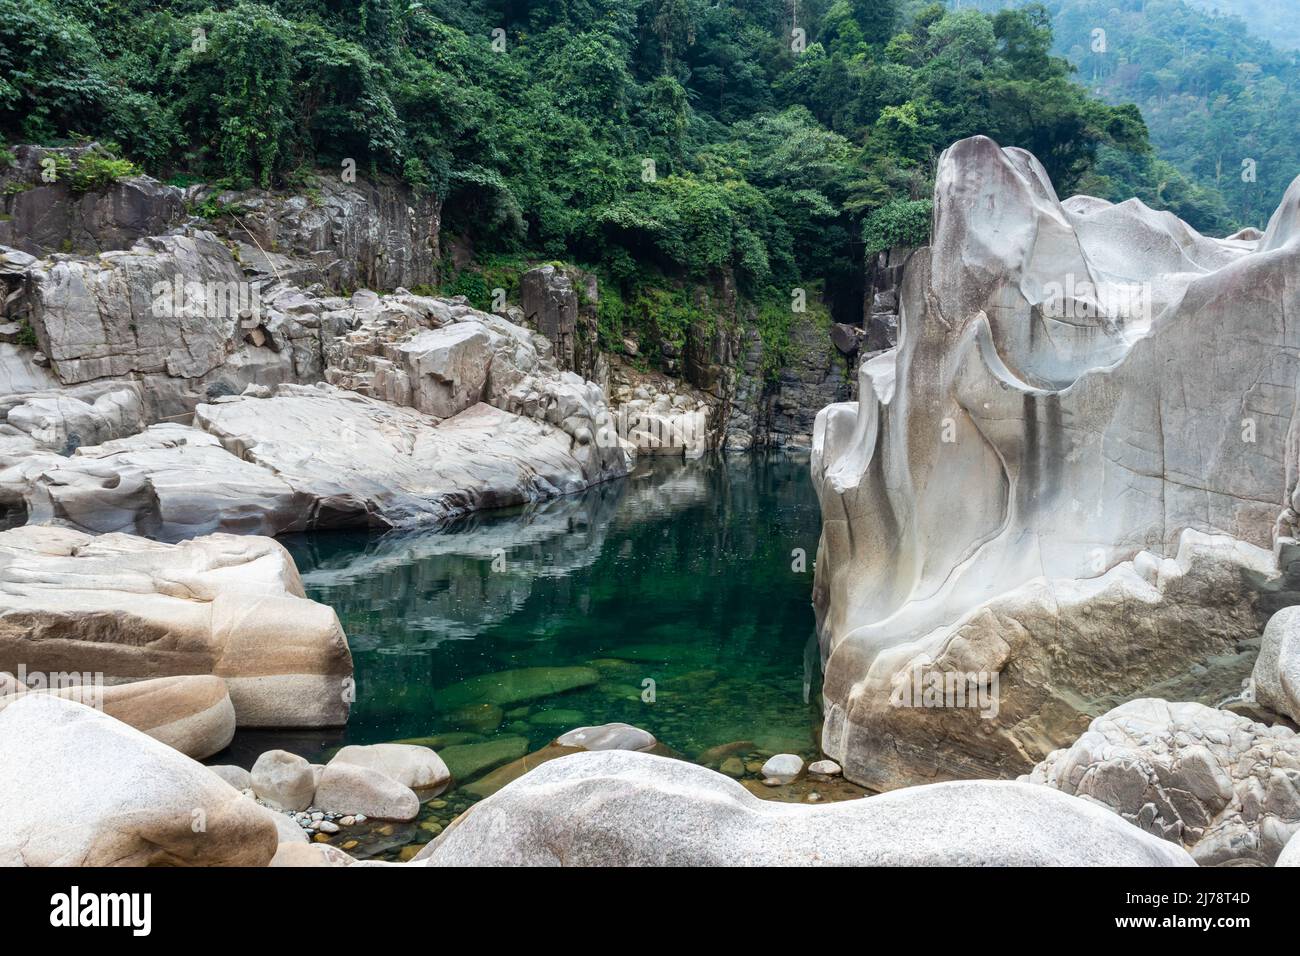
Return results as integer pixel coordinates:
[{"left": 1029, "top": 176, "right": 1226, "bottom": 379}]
[
  {"left": 760, "top": 753, "right": 803, "bottom": 784},
  {"left": 340, "top": 816, "right": 356, "bottom": 826},
  {"left": 355, "top": 814, "right": 367, "bottom": 824},
  {"left": 318, "top": 821, "right": 340, "bottom": 834},
  {"left": 808, "top": 759, "right": 842, "bottom": 776}
]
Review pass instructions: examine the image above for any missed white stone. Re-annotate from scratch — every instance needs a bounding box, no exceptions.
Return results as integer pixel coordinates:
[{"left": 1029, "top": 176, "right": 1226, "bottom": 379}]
[
  {"left": 251, "top": 751, "right": 317, "bottom": 812},
  {"left": 760, "top": 754, "right": 803, "bottom": 784},
  {"left": 329, "top": 743, "right": 450, "bottom": 793}
]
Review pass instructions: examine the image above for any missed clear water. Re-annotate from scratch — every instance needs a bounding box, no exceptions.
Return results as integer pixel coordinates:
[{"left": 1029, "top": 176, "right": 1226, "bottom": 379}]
[
  {"left": 273, "top": 453, "right": 826, "bottom": 766},
  {"left": 217, "top": 454, "right": 842, "bottom": 857}
]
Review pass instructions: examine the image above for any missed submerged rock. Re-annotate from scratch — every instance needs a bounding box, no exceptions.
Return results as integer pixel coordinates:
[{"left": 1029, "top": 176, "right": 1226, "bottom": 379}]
[
  {"left": 0, "top": 694, "right": 278, "bottom": 866},
  {"left": 812, "top": 136, "right": 1300, "bottom": 790},
  {"left": 433, "top": 666, "right": 600, "bottom": 711},
  {"left": 415, "top": 750, "right": 1192, "bottom": 866},
  {"left": 437, "top": 737, "right": 530, "bottom": 783},
  {"left": 555, "top": 722, "right": 657, "bottom": 752},
  {"left": 1024, "top": 698, "right": 1300, "bottom": 866},
  {"left": 0, "top": 525, "right": 353, "bottom": 727}
]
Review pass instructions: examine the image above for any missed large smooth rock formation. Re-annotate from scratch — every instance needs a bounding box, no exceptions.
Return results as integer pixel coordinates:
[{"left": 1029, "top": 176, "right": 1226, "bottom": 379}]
[
  {"left": 812, "top": 135, "right": 1300, "bottom": 790},
  {"left": 0, "top": 525, "right": 352, "bottom": 727},
  {"left": 1025, "top": 698, "right": 1300, "bottom": 866},
  {"left": 415, "top": 750, "right": 1192, "bottom": 866},
  {"left": 0, "top": 673, "right": 236, "bottom": 760},
  {"left": 1253, "top": 606, "right": 1300, "bottom": 723},
  {"left": 0, "top": 694, "right": 278, "bottom": 866}
]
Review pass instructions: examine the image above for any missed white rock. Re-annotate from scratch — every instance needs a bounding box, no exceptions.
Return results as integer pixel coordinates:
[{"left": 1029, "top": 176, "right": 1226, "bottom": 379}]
[
  {"left": 1024, "top": 698, "right": 1300, "bottom": 865},
  {"left": 555, "top": 722, "right": 657, "bottom": 752},
  {"left": 251, "top": 750, "right": 317, "bottom": 812},
  {"left": 329, "top": 743, "right": 450, "bottom": 794},
  {"left": 0, "top": 695, "right": 277, "bottom": 866},
  {"left": 760, "top": 754, "right": 803, "bottom": 784},
  {"left": 811, "top": 135, "right": 1300, "bottom": 790},
  {"left": 0, "top": 525, "right": 353, "bottom": 728},
  {"left": 1253, "top": 606, "right": 1300, "bottom": 723},
  {"left": 808, "top": 760, "right": 841, "bottom": 776},
  {"left": 208, "top": 764, "right": 252, "bottom": 790},
  {"left": 313, "top": 762, "right": 418, "bottom": 821},
  {"left": 415, "top": 750, "right": 1192, "bottom": 866}
]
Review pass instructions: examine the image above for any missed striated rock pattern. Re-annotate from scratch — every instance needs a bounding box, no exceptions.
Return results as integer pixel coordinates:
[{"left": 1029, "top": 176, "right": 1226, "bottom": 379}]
[
  {"left": 0, "top": 525, "right": 353, "bottom": 727},
  {"left": 1025, "top": 699, "right": 1300, "bottom": 866},
  {"left": 812, "top": 136, "right": 1300, "bottom": 790}
]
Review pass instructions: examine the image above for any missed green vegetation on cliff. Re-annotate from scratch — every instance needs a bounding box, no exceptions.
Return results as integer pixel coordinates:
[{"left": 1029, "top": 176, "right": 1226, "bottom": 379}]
[{"left": 1, "top": 1, "right": 1171, "bottom": 316}]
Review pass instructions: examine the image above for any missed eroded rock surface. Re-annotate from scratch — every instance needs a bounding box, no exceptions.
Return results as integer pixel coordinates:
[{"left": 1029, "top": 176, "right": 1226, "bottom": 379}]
[
  {"left": 0, "top": 525, "right": 352, "bottom": 727},
  {"left": 812, "top": 135, "right": 1300, "bottom": 790},
  {"left": 1025, "top": 698, "right": 1300, "bottom": 866}
]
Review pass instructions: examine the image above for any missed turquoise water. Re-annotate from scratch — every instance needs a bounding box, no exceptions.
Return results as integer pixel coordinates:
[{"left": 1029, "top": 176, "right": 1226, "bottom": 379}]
[{"left": 279, "top": 453, "right": 826, "bottom": 764}]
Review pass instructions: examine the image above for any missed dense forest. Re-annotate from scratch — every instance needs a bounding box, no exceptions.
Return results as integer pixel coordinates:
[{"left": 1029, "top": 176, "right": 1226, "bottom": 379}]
[
  {"left": 0, "top": 0, "right": 1288, "bottom": 335},
  {"left": 976, "top": 0, "right": 1299, "bottom": 230}
]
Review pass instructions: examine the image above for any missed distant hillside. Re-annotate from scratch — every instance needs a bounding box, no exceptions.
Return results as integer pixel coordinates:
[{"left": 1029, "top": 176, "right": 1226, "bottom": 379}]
[
  {"left": 957, "top": 0, "right": 1300, "bottom": 230},
  {"left": 1183, "top": 0, "right": 1300, "bottom": 50}
]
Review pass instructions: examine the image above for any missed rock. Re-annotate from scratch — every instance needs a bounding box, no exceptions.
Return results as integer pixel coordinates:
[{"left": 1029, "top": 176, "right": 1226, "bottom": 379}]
[
  {"left": 0, "top": 525, "right": 353, "bottom": 728},
  {"left": 1024, "top": 698, "right": 1300, "bottom": 866},
  {"left": 0, "top": 145, "right": 184, "bottom": 257},
  {"left": 251, "top": 751, "right": 317, "bottom": 812},
  {"left": 266, "top": 808, "right": 310, "bottom": 845},
  {"left": 0, "top": 694, "right": 278, "bottom": 865},
  {"left": 554, "top": 722, "right": 657, "bottom": 752},
  {"left": 329, "top": 744, "right": 450, "bottom": 794},
  {"left": 415, "top": 750, "right": 1192, "bottom": 866},
  {"left": 313, "top": 762, "right": 419, "bottom": 821},
  {"left": 0, "top": 673, "right": 235, "bottom": 760},
  {"left": 695, "top": 740, "right": 755, "bottom": 766},
  {"left": 383, "top": 323, "right": 492, "bottom": 418},
  {"left": 269, "top": 842, "right": 356, "bottom": 867},
  {"left": 434, "top": 666, "right": 600, "bottom": 711},
  {"left": 1279, "top": 830, "right": 1300, "bottom": 866},
  {"left": 443, "top": 703, "right": 504, "bottom": 733},
  {"left": 809, "top": 760, "right": 841, "bottom": 776},
  {"left": 520, "top": 265, "right": 580, "bottom": 371},
  {"left": 527, "top": 708, "right": 587, "bottom": 728},
  {"left": 1254, "top": 606, "right": 1300, "bottom": 723},
  {"left": 719, "top": 756, "right": 745, "bottom": 778},
  {"left": 438, "top": 737, "right": 530, "bottom": 783},
  {"left": 813, "top": 138, "right": 1300, "bottom": 791},
  {"left": 761, "top": 754, "right": 803, "bottom": 784}
]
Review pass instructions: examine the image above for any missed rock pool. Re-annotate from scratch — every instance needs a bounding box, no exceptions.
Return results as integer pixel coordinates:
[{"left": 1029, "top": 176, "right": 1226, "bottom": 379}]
[{"left": 223, "top": 453, "right": 858, "bottom": 859}]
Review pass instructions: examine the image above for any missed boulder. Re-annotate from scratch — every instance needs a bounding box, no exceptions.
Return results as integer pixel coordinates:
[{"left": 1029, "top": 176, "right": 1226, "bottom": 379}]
[
  {"left": 0, "top": 673, "right": 235, "bottom": 760},
  {"left": 0, "top": 525, "right": 353, "bottom": 727},
  {"left": 1024, "top": 698, "right": 1300, "bottom": 866},
  {"left": 329, "top": 743, "right": 450, "bottom": 794},
  {"left": 1254, "top": 606, "right": 1300, "bottom": 723},
  {"left": 415, "top": 750, "right": 1191, "bottom": 866},
  {"left": 1279, "top": 830, "right": 1300, "bottom": 866},
  {"left": 209, "top": 764, "right": 252, "bottom": 791},
  {"left": 812, "top": 136, "right": 1300, "bottom": 790},
  {"left": 313, "top": 762, "right": 418, "bottom": 821},
  {"left": 0, "top": 694, "right": 277, "bottom": 866},
  {"left": 761, "top": 754, "right": 804, "bottom": 784},
  {"left": 555, "top": 722, "right": 657, "bottom": 752},
  {"left": 251, "top": 751, "right": 317, "bottom": 812}
]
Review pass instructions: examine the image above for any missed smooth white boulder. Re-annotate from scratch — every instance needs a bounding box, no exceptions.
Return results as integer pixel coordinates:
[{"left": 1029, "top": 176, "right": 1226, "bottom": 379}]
[
  {"left": 554, "top": 722, "right": 657, "bottom": 752},
  {"left": 415, "top": 750, "right": 1192, "bottom": 866},
  {"left": 329, "top": 743, "right": 450, "bottom": 794},
  {"left": 313, "top": 762, "right": 418, "bottom": 821},
  {"left": 251, "top": 750, "right": 316, "bottom": 812},
  {"left": 761, "top": 754, "right": 804, "bottom": 784},
  {"left": 1024, "top": 698, "right": 1300, "bottom": 866},
  {"left": 0, "top": 525, "right": 353, "bottom": 727},
  {"left": 0, "top": 694, "right": 277, "bottom": 866}
]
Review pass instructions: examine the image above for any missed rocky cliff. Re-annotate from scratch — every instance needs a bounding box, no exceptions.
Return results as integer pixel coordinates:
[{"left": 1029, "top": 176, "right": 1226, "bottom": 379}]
[{"left": 811, "top": 135, "right": 1300, "bottom": 791}]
